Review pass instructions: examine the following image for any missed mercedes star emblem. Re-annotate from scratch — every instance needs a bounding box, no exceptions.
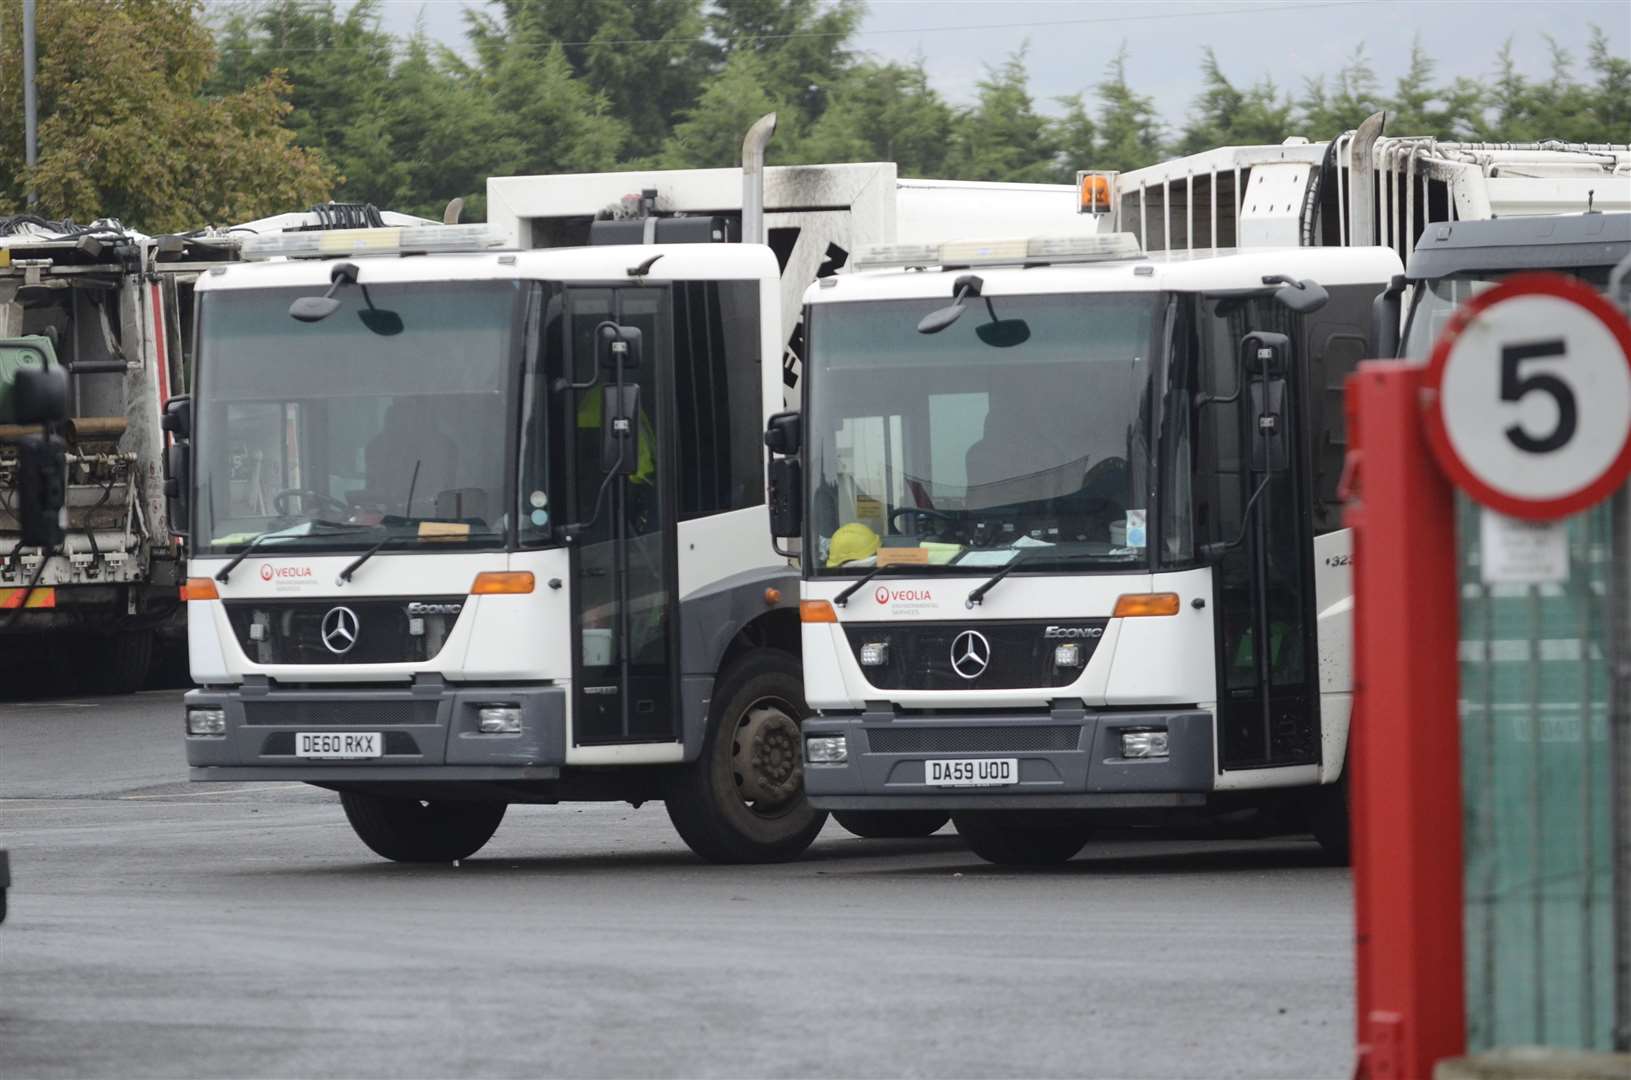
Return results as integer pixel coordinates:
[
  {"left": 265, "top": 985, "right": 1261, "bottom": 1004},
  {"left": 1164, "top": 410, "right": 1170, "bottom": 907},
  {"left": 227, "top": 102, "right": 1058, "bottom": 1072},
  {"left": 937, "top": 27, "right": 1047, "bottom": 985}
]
[
  {"left": 320, "top": 606, "right": 360, "bottom": 655},
  {"left": 949, "top": 629, "right": 991, "bottom": 680}
]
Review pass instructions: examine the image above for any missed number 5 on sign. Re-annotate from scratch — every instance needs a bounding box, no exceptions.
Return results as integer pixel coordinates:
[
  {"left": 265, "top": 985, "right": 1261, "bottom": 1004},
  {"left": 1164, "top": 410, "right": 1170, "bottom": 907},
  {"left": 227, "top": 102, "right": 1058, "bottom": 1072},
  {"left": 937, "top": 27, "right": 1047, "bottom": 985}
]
[{"left": 1423, "top": 273, "right": 1631, "bottom": 521}]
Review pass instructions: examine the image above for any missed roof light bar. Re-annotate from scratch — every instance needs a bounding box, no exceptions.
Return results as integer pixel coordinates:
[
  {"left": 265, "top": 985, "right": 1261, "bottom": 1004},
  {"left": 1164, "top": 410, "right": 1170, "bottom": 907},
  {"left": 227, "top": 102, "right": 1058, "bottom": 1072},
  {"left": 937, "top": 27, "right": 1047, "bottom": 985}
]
[
  {"left": 240, "top": 224, "right": 505, "bottom": 261},
  {"left": 851, "top": 232, "right": 1141, "bottom": 271}
]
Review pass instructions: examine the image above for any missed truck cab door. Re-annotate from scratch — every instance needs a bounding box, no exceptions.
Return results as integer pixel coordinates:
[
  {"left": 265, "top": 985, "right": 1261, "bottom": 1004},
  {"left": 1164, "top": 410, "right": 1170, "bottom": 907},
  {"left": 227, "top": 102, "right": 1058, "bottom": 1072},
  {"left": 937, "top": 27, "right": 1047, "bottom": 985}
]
[
  {"left": 563, "top": 287, "right": 678, "bottom": 746},
  {"left": 1206, "top": 318, "right": 1321, "bottom": 771}
]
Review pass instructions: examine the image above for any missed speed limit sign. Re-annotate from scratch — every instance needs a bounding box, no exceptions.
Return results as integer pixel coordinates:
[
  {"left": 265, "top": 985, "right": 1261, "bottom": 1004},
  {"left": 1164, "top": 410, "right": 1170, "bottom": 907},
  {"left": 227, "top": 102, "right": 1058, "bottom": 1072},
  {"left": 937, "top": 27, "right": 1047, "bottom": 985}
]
[{"left": 1423, "top": 272, "right": 1631, "bottom": 520}]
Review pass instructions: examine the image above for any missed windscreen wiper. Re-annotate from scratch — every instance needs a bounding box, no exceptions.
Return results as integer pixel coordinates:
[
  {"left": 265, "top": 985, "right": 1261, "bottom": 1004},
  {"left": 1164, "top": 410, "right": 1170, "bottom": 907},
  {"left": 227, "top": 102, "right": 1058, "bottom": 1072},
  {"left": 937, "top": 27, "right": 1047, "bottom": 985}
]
[
  {"left": 832, "top": 561, "right": 927, "bottom": 608},
  {"left": 213, "top": 523, "right": 369, "bottom": 583},
  {"left": 964, "top": 549, "right": 1036, "bottom": 609},
  {"left": 337, "top": 533, "right": 417, "bottom": 585}
]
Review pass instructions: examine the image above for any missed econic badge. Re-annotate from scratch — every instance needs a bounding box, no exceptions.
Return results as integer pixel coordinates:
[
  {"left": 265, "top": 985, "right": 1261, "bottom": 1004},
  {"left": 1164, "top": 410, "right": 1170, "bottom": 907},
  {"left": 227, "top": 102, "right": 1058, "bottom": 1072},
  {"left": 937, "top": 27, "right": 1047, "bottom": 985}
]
[{"left": 1423, "top": 272, "right": 1631, "bottom": 521}]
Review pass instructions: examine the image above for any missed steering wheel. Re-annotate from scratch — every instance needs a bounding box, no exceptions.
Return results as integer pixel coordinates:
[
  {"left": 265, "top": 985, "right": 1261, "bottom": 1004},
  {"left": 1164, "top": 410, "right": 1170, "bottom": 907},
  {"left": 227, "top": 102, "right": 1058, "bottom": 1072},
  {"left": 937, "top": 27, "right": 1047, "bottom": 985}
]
[
  {"left": 889, "top": 506, "right": 958, "bottom": 537},
  {"left": 271, "top": 488, "right": 350, "bottom": 518}
]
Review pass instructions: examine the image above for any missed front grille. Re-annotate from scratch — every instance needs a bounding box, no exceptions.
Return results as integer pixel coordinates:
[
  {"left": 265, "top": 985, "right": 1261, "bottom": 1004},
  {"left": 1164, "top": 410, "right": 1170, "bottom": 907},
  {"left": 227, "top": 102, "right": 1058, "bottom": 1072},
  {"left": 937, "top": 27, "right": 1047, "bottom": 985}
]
[
  {"left": 843, "top": 620, "right": 1108, "bottom": 690},
  {"left": 243, "top": 700, "right": 439, "bottom": 727},
  {"left": 225, "top": 598, "right": 464, "bottom": 665},
  {"left": 261, "top": 731, "right": 421, "bottom": 755},
  {"left": 867, "top": 725, "right": 1081, "bottom": 754}
]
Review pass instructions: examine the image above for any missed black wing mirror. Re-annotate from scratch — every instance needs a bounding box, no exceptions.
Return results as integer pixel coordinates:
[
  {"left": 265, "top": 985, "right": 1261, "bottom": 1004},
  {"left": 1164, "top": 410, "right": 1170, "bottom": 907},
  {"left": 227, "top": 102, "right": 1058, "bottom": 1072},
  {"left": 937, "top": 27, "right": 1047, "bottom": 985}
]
[
  {"left": 594, "top": 323, "right": 644, "bottom": 476},
  {"left": 597, "top": 322, "right": 643, "bottom": 374},
  {"left": 1372, "top": 273, "right": 1407, "bottom": 358},
  {"left": 764, "top": 410, "right": 801, "bottom": 456},
  {"left": 1243, "top": 332, "right": 1291, "bottom": 474},
  {"left": 1264, "top": 274, "right": 1329, "bottom": 315},
  {"left": 161, "top": 395, "right": 191, "bottom": 440}
]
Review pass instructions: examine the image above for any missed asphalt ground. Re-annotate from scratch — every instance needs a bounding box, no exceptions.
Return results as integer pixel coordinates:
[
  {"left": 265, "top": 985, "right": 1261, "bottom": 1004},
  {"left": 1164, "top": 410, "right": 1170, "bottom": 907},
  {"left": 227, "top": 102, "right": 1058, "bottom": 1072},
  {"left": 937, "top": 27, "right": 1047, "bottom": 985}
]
[{"left": 0, "top": 688, "right": 1356, "bottom": 1079}]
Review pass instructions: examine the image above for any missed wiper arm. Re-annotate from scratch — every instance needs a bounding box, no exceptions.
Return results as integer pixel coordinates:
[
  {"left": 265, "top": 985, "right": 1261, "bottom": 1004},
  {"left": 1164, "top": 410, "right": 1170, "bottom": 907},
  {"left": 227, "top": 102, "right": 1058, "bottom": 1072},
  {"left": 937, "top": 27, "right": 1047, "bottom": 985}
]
[
  {"left": 965, "top": 550, "right": 1035, "bottom": 609},
  {"left": 337, "top": 534, "right": 413, "bottom": 585},
  {"left": 833, "top": 561, "right": 921, "bottom": 608},
  {"left": 214, "top": 524, "right": 370, "bottom": 583}
]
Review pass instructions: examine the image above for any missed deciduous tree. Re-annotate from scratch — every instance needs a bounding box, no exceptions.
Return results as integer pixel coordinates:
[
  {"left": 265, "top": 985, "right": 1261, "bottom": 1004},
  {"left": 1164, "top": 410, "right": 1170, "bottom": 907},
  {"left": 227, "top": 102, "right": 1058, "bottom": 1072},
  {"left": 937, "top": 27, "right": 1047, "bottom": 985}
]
[{"left": 0, "top": 0, "right": 330, "bottom": 232}]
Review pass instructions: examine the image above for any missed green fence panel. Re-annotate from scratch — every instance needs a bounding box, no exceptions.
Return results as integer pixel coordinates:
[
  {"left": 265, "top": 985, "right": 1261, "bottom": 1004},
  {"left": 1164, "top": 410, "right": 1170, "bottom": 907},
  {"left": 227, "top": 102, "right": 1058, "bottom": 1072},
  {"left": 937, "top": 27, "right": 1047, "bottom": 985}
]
[{"left": 1459, "top": 492, "right": 1620, "bottom": 1051}]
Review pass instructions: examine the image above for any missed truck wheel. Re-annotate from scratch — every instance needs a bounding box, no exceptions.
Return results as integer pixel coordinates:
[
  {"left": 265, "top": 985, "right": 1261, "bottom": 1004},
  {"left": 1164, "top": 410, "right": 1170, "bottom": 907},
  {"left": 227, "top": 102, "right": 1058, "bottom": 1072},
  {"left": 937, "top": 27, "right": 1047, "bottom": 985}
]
[
  {"left": 665, "top": 650, "right": 827, "bottom": 864},
  {"left": 952, "top": 811, "right": 1093, "bottom": 866},
  {"left": 1307, "top": 774, "right": 1351, "bottom": 865},
  {"left": 83, "top": 631, "right": 154, "bottom": 696},
  {"left": 834, "top": 810, "right": 950, "bottom": 839},
  {"left": 339, "top": 792, "right": 506, "bottom": 863}
]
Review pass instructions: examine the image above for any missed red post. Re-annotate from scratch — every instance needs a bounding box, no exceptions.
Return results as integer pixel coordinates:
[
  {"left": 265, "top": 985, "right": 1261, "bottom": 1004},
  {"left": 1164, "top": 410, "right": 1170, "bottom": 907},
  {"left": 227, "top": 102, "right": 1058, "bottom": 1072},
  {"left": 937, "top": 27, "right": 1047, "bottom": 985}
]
[{"left": 1345, "top": 362, "right": 1466, "bottom": 1079}]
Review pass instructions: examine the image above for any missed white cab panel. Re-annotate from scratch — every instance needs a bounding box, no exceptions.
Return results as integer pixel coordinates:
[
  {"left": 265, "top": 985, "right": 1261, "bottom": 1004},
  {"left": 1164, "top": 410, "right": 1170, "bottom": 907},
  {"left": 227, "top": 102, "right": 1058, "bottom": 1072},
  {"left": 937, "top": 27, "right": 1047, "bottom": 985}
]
[
  {"left": 453, "top": 548, "right": 573, "bottom": 681},
  {"left": 804, "top": 571, "right": 1221, "bottom": 711},
  {"left": 186, "top": 551, "right": 557, "bottom": 684},
  {"left": 1102, "top": 568, "right": 1215, "bottom": 706},
  {"left": 677, "top": 507, "right": 783, "bottom": 599},
  {"left": 1318, "top": 692, "right": 1352, "bottom": 784},
  {"left": 1313, "top": 528, "right": 1353, "bottom": 695}
]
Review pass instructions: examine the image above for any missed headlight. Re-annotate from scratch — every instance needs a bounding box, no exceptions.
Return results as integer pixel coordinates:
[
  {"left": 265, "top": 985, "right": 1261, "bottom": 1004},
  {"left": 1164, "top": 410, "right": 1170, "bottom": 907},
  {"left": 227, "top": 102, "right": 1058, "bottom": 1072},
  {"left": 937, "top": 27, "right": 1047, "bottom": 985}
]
[
  {"left": 477, "top": 705, "right": 523, "bottom": 734},
  {"left": 1120, "top": 729, "right": 1169, "bottom": 759},
  {"left": 859, "top": 642, "right": 890, "bottom": 667},
  {"left": 805, "top": 734, "right": 848, "bottom": 764},
  {"left": 187, "top": 707, "right": 226, "bottom": 736}
]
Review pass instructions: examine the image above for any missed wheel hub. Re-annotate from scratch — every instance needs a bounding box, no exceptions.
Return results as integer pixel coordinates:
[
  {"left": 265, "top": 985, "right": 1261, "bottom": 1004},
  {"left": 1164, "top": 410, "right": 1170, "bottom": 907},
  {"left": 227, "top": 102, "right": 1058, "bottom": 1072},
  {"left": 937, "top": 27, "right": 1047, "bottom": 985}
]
[{"left": 733, "top": 702, "right": 801, "bottom": 808}]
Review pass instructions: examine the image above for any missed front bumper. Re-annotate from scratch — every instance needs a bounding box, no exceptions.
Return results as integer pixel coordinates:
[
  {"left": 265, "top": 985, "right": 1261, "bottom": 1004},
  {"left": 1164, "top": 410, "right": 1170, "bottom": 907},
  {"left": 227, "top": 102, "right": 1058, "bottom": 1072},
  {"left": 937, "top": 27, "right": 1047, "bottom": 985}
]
[
  {"left": 185, "top": 676, "right": 566, "bottom": 782},
  {"left": 802, "top": 706, "right": 1213, "bottom": 810}
]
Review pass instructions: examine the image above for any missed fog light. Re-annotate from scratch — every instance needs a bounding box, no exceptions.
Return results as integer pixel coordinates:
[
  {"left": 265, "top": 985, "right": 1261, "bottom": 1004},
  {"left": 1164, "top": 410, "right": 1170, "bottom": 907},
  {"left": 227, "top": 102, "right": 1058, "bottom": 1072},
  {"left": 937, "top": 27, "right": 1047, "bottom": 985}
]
[
  {"left": 478, "top": 705, "right": 523, "bottom": 734},
  {"left": 805, "top": 734, "right": 848, "bottom": 764},
  {"left": 859, "top": 641, "right": 889, "bottom": 666},
  {"left": 1053, "top": 642, "right": 1082, "bottom": 668},
  {"left": 187, "top": 707, "right": 226, "bottom": 736},
  {"left": 1120, "top": 729, "right": 1169, "bottom": 759}
]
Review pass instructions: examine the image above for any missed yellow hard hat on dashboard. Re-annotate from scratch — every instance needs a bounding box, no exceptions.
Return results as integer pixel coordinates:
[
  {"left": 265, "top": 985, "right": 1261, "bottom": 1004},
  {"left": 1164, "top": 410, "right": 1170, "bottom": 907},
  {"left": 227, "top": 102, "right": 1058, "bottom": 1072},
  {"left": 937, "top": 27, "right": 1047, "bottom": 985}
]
[{"left": 827, "top": 521, "right": 881, "bottom": 568}]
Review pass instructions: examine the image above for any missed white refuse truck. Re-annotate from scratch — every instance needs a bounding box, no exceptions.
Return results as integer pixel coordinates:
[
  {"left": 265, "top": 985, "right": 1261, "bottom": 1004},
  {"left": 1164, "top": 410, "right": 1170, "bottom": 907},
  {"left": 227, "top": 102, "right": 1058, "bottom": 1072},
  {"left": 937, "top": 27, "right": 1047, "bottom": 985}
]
[
  {"left": 772, "top": 116, "right": 1629, "bottom": 865},
  {"left": 180, "top": 119, "right": 1099, "bottom": 861}
]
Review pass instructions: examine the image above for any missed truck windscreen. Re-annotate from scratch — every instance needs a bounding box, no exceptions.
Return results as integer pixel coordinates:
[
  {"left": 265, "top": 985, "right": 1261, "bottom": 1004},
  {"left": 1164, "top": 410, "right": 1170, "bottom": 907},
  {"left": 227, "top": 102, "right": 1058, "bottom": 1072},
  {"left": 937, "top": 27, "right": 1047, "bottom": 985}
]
[
  {"left": 1402, "top": 266, "right": 1616, "bottom": 361},
  {"left": 806, "top": 291, "right": 1157, "bottom": 575},
  {"left": 192, "top": 280, "right": 521, "bottom": 554}
]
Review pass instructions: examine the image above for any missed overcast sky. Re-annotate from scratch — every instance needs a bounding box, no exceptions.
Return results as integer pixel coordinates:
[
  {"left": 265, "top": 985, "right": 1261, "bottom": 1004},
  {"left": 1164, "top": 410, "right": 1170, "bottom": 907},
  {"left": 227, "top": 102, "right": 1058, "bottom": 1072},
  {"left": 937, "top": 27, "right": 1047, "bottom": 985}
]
[{"left": 347, "top": 0, "right": 1629, "bottom": 134}]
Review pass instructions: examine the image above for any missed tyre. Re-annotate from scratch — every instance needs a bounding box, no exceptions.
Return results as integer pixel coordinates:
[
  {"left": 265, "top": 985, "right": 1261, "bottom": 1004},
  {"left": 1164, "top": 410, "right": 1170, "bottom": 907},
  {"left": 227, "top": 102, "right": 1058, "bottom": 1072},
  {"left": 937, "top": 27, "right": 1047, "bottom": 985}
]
[
  {"left": 665, "top": 649, "right": 827, "bottom": 864},
  {"left": 952, "top": 811, "right": 1093, "bottom": 866},
  {"left": 834, "top": 810, "right": 950, "bottom": 839},
  {"left": 339, "top": 792, "right": 506, "bottom": 863},
  {"left": 80, "top": 631, "right": 154, "bottom": 696},
  {"left": 1307, "top": 774, "right": 1351, "bottom": 865}
]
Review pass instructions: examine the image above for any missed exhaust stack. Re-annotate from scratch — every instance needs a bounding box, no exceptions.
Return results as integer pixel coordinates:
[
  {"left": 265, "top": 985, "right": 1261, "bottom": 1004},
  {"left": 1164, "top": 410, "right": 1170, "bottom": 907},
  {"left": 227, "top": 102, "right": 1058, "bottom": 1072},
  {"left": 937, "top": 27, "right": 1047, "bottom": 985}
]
[{"left": 741, "top": 113, "right": 777, "bottom": 246}]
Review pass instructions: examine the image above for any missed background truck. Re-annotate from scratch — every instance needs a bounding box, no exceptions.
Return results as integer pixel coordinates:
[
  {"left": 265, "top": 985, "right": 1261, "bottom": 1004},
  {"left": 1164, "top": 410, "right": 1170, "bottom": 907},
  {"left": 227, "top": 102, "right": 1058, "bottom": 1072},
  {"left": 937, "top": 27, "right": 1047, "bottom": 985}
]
[
  {"left": 181, "top": 119, "right": 1105, "bottom": 862},
  {"left": 0, "top": 216, "right": 236, "bottom": 694}
]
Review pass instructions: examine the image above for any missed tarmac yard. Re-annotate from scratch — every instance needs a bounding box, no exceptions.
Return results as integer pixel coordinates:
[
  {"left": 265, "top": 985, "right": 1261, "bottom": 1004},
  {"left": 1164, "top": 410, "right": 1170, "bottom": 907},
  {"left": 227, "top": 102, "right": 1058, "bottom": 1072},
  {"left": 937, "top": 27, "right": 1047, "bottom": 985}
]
[{"left": 1, "top": 689, "right": 1354, "bottom": 1078}]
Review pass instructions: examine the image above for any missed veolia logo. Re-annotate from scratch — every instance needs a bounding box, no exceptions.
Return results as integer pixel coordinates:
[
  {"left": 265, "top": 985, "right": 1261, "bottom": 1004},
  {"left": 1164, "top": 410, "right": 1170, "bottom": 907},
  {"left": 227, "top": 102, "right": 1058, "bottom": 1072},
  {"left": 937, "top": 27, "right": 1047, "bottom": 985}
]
[
  {"left": 875, "top": 586, "right": 934, "bottom": 604},
  {"left": 260, "top": 564, "right": 273, "bottom": 581},
  {"left": 874, "top": 585, "right": 890, "bottom": 605},
  {"left": 260, "top": 564, "right": 314, "bottom": 581}
]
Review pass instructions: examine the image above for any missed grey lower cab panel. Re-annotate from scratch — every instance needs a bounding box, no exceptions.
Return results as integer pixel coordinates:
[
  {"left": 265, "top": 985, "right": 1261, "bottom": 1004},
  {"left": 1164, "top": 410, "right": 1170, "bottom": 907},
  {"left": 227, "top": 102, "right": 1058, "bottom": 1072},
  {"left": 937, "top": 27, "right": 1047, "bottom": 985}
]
[
  {"left": 802, "top": 708, "right": 1216, "bottom": 802},
  {"left": 810, "top": 793, "right": 1207, "bottom": 811},
  {"left": 189, "top": 765, "right": 563, "bottom": 783},
  {"left": 183, "top": 679, "right": 567, "bottom": 774}
]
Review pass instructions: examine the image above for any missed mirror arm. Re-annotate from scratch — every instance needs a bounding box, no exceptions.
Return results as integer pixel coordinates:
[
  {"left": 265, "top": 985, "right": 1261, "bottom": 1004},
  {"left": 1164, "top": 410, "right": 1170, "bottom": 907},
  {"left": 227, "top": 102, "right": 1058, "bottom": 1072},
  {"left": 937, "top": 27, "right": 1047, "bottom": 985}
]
[
  {"left": 1194, "top": 350, "right": 1249, "bottom": 410},
  {"left": 1201, "top": 473, "right": 1272, "bottom": 560},
  {"left": 562, "top": 446, "right": 624, "bottom": 543}
]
